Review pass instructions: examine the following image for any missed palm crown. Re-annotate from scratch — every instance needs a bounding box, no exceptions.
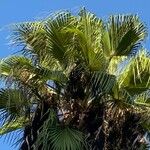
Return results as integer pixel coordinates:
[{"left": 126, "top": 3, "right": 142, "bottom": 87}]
[{"left": 0, "top": 8, "right": 150, "bottom": 150}]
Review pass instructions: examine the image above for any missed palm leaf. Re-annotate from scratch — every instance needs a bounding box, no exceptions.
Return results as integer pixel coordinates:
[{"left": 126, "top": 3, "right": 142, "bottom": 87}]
[
  {"left": 89, "top": 71, "right": 116, "bottom": 101},
  {"left": 118, "top": 50, "right": 150, "bottom": 95},
  {"left": 0, "top": 56, "right": 34, "bottom": 85},
  {"left": 0, "top": 88, "right": 30, "bottom": 126},
  {"left": 0, "top": 89, "right": 29, "bottom": 113},
  {"left": 65, "top": 8, "right": 107, "bottom": 71},
  {"left": 102, "top": 15, "right": 147, "bottom": 58},
  {"left": 36, "top": 126, "right": 87, "bottom": 150},
  {"left": 45, "top": 11, "right": 77, "bottom": 68},
  {"left": 33, "top": 67, "right": 68, "bottom": 84},
  {"left": 0, "top": 117, "right": 28, "bottom": 135}
]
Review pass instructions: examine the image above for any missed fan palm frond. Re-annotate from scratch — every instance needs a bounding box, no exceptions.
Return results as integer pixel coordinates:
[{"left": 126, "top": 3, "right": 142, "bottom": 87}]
[
  {"left": 43, "top": 11, "right": 77, "bottom": 68},
  {"left": 33, "top": 108, "right": 87, "bottom": 150},
  {"left": 118, "top": 50, "right": 150, "bottom": 95},
  {"left": 33, "top": 67, "right": 68, "bottom": 84},
  {"left": 11, "top": 22, "right": 45, "bottom": 56},
  {"left": 0, "top": 117, "right": 28, "bottom": 135},
  {"left": 0, "top": 56, "right": 34, "bottom": 85},
  {"left": 102, "top": 15, "right": 147, "bottom": 58},
  {"left": 88, "top": 71, "right": 116, "bottom": 102},
  {"left": 65, "top": 8, "right": 107, "bottom": 71},
  {"left": 48, "top": 126, "right": 87, "bottom": 150},
  {"left": 0, "top": 89, "right": 30, "bottom": 118},
  {"left": 37, "top": 126, "right": 87, "bottom": 150}
]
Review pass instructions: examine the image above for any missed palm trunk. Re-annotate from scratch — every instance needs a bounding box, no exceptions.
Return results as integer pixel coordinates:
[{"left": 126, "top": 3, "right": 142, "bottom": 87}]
[{"left": 20, "top": 99, "right": 53, "bottom": 150}]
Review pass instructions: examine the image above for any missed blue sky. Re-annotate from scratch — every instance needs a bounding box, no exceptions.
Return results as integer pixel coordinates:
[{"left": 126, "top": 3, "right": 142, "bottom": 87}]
[{"left": 0, "top": 0, "right": 150, "bottom": 149}]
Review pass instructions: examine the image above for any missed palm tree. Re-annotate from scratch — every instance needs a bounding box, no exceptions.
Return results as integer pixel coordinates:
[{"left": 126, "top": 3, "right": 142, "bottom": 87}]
[{"left": 0, "top": 8, "right": 150, "bottom": 149}]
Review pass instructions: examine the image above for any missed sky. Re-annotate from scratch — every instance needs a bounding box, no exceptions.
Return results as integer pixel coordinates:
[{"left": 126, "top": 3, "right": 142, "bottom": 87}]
[{"left": 0, "top": 0, "right": 150, "bottom": 149}]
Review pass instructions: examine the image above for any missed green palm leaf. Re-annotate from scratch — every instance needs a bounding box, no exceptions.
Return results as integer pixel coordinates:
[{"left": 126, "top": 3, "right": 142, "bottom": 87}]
[
  {"left": 0, "top": 89, "right": 29, "bottom": 117},
  {"left": 0, "top": 117, "right": 28, "bottom": 135},
  {"left": 118, "top": 50, "right": 150, "bottom": 95},
  {"left": 102, "top": 15, "right": 147, "bottom": 57},
  {"left": 65, "top": 8, "right": 107, "bottom": 71},
  {"left": 0, "top": 56, "right": 33, "bottom": 84},
  {"left": 35, "top": 126, "right": 87, "bottom": 150}
]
